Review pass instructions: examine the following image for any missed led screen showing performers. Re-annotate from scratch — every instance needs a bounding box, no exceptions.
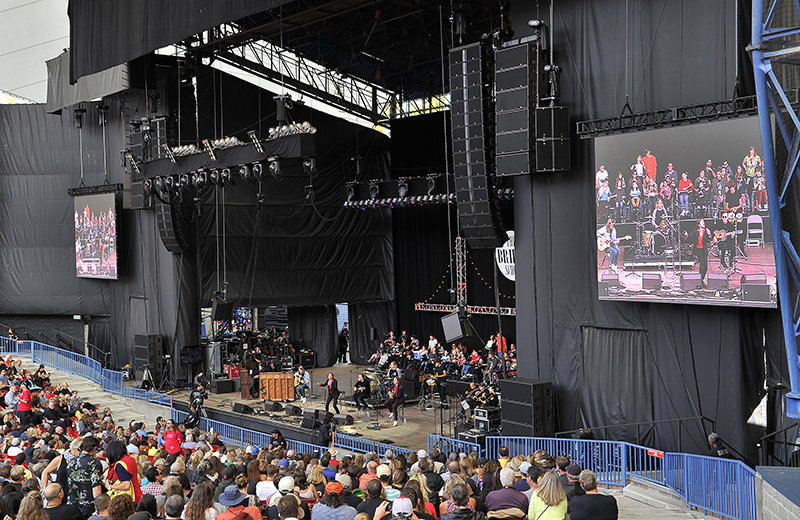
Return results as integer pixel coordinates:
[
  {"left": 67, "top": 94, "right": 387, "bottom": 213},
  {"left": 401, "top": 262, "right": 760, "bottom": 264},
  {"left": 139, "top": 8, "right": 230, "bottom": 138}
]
[
  {"left": 594, "top": 116, "right": 776, "bottom": 307},
  {"left": 74, "top": 193, "right": 118, "bottom": 280}
]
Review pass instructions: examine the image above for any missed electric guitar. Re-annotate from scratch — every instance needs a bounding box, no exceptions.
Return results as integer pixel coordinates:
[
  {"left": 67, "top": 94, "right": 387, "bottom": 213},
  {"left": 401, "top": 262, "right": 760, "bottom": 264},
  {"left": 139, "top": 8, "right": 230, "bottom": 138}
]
[{"left": 597, "top": 235, "right": 631, "bottom": 252}]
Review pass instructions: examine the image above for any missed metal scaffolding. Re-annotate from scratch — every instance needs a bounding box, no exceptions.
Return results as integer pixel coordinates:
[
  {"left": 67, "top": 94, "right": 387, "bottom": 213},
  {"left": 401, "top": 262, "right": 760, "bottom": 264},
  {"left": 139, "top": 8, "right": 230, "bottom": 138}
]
[{"left": 751, "top": 0, "right": 800, "bottom": 417}]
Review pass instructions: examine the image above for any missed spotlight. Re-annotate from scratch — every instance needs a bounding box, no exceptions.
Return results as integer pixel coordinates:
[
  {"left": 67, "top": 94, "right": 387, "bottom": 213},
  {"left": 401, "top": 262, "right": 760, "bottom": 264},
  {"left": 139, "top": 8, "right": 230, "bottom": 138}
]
[
  {"left": 125, "top": 153, "right": 141, "bottom": 176},
  {"left": 369, "top": 181, "right": 379, "bottom": 199},
  {"left": 179, "top": 174, "right": 190, "bottom": 189},
  {"left": 398, "top": 179, "right": 409, "bottom": 198},
  {"left": 209, "top": 169, "right": 221, "bottom": 185},
  {"left": 427, "top": 177, "right": 436, "bottom": 195},
  {"left": 268, "top": 127, "right": 277, "bottom": 139},
  {"left": 192, "top": 171, "right": 208, "bottom": 190},
  {"left": 220, "top": 168, "right": 235, "bottom": 186},
  {"left": 239, "top": 164, "right": 255, "bottom": 183},
  {"left": 164, "top": 175, "right": 177, "bottom": 192},
  {"left": 154, "top": 177, "right": 165, "bottom": 192},
  {"left": 202, "top": 139, "right": 217, "bottom": 161},
  {"left": 73, "top": 107, "right": 86, "bottom": 129},
  {"left": 253, "top": 163, "right": 267, "bottom": 182},
  {"left": 247, "top": 130, "right": 264, "bottom": 154},
  {"left": 346, "top": 183, "right": 355, "bottom": 202},
  {"left": 268, "top": 157, "right": 283, "bottom": 181},
  {"left": 528, "top": 19, "right": 544, "bottom": 27},
  {"left": 162, "top": 144, "right": 177, "bottom": 164},
  {"left": 303, "top": 158, "right": 318, "bottom": 178},
  {"left": 143, "top": 179, "right": 153, "bottom": 197}
]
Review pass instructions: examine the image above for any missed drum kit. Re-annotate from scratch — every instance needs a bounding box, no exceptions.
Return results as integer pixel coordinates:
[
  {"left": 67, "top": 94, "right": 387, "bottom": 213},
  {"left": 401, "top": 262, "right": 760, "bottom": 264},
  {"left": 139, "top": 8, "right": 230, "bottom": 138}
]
[{"left": 632, "top": 218, "right": 679, "bottom": 257}]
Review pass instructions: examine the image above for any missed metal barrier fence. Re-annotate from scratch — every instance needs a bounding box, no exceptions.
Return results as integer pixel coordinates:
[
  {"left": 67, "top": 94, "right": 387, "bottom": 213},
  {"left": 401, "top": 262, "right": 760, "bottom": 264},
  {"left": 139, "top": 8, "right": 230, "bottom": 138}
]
[
  {"left": 428, "top": 434, "right": 482, "bottom": 458},
  {"left": 486, "top": 436, "right": 756, "bottom": 520}
]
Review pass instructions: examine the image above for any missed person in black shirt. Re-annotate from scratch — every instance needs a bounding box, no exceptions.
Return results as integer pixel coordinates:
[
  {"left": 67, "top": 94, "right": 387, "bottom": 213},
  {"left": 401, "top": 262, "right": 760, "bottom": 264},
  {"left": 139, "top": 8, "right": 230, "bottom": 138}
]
[
  {"left": 317, "top": 373, "right": 341, "bottom": 414},
  {"left": 715, "top": 213, "right": 736, "bottom": 271},
  {"left": 318, "top": 418, "right": 333, "bottom": 446},
  {"left": 432, "top": 359, "right": 447, "bottom": 402},
  {"left": 268, "top": 429, "right": 287, "bottom": 453},
  {"left": 684, "top": 218, "right": 713, "bottom": 287},
  {"left": 352, "top": 374, "right": 370, "bottom": 412},
  {"left": 569, "top": 470, "right": 618, "bottom": 520}
]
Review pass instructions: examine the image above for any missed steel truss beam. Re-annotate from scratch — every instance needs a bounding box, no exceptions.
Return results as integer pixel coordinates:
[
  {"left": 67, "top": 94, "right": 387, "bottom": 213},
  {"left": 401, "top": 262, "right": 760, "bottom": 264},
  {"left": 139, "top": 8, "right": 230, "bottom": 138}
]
[
  {"left": 752, "top": 0, "right": 800, "bottom": 417},
  {"left": 414, "top": 303, "right": 516, "bottom": 316},
  {"left": 576, "top": 97, "right": 759, "bottom": 138}
]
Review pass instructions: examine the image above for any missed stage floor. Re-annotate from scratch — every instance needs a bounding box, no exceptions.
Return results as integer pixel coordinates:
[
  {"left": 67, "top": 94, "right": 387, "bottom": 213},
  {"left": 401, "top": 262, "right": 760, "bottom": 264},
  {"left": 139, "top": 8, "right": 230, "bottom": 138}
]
[{"left": 172, "top": 364, "right": 450, "bottom": 452}]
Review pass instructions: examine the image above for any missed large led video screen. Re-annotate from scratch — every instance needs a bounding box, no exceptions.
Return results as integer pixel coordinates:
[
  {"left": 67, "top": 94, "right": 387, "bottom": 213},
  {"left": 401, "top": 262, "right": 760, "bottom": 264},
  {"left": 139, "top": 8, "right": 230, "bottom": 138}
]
[
  {"left": 594, "top": 116, "right": 776, "bottom": 307},
  {"left": 74, "top": 193, "right": 118, "bottom": 279}
]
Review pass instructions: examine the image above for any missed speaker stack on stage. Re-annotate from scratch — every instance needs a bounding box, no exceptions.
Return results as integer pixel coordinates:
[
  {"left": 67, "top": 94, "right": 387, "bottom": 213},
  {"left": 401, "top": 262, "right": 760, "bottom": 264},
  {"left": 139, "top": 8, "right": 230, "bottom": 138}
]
[
  {"left": 134, "top": 333, "right": 163, "bottom": 382},
  {"left": 156, "top": 200, "right": 190, "bottom": 253},
  {"left": 449, "top": 41, "right": 508, "bottom": 250},
  {"left": 500, "top": 378, "right": 555, "bottom": 437},
  {"left": 232, "top": 403, "right": 255, "bottom": 415},
  {"left": 741, "top": 273, "right": 770, "bottom": 302}
]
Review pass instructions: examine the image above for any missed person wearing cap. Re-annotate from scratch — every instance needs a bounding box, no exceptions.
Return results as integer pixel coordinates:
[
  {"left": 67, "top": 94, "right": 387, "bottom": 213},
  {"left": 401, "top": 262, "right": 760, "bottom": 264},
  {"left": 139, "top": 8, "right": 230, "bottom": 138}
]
[
  {"left": 484, "top": 466, "right": 528, "bottom": 512},
  {"left": 521, "top": 463, "right": 545, "bottom": 501},
  {"left": 269, "top": 429, "right": 287, "bottom": 453},
  {"left": 335, "top": 474, "right": 361, "bottom": 509},
  {"left": 567, "top": 470, "right": 618, "bottom": 520},
  {"left": 217, "top": 485, "right": 262, "bottom": 520},
  {"left": 376, "top": 464, "right": 398, "bottom": 501},
  {"left": 563, "top": 464, "right": 585, "bottom": 502},
  {"left": 310, "top": 481, "right": 357, "bottom": 520}
]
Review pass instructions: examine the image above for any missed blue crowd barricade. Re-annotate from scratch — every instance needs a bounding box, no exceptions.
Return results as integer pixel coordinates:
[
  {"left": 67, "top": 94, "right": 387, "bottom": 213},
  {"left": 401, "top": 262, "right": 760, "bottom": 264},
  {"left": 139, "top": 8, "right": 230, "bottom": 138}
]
[
  {"left": 333, "top": 433, "right": 376, "bottom": 454},
  {"left": 376, "top": 442, "right": 416, "bottom": 459},
  {"left": 101, "top": 368, "right": 124, "bottom": 395},
  {"left": 428, "top": 434, "right": 482, "bottom": 458}
]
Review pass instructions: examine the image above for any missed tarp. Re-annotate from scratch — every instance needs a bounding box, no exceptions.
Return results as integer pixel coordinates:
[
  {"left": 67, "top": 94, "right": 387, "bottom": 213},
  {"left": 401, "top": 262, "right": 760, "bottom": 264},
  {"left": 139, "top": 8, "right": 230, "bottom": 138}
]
[{"left": 46, "top": 52, "right": 128, "bottom": 114}]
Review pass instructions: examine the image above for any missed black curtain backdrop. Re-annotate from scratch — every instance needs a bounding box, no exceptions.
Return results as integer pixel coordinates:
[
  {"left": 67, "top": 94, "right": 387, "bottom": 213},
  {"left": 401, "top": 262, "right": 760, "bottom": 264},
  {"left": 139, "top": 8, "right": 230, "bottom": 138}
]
[
  {"left": 67, "top": 0, "right": 292, "bottom": 83},
  {"left": 195, "top": 69, "right": 394, "bottom": 308},
  {"left": 505, "top": 0, "right": 767, "bottom": 459},
  {"left": 349, "top": 301, "right": 397, "bottom": 365},
  {"left": 288, "top": 306, "right": 338, "bottom": 368}
]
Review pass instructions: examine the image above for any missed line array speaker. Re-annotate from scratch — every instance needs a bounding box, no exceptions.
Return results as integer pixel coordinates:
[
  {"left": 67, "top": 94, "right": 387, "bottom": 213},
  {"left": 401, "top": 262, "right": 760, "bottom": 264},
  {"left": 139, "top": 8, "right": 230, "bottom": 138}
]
[
  {"left": 450, "top": 42, "right": 507, "bottom": 249},
  {"left": 534, "top": 107, "right": 571, "bottom": 172},
  {"left": 156, "top": 200, "right": 189, "bottom": 253},
  {"left": 134, "top": 333, "right": 163, "bottom": 382},
  {"left": 500, "top": 378, "right": 555, "bottom": 437}
]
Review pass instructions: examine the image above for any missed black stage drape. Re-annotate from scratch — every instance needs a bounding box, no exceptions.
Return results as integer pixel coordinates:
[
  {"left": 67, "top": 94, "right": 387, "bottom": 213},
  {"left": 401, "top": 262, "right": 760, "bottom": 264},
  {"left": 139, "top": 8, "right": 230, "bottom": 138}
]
[
  {"left": 194, "top": 69, "right": 393, "bottom": 308},
  {"left": 349, "top": 301, "right": 397, "bottom": 365},
  {"left": 288, "top": 306, "right": 337, "bottom": 368},
  {"left": 502, "top": 0, "right": 767, "bottom": 459},
  {"left": 67, "top": 0, "right": 292, "bottom": 83}
]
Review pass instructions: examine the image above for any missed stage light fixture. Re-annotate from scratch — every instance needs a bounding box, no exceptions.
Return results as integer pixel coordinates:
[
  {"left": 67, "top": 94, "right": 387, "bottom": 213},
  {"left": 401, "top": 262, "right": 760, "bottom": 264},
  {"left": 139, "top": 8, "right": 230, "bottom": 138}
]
[
  {"left": 239, "top": 164, "right": 255, "bottom": 183},
  {"left": 303, "top": 158, "right": 318, "bottom": 178},
  {"left": 207, "top": 169, "right": 218, "bottom": 185},
  {"left": 268, "top": 157, "right": 283, "bottom": 181},
  {"left": 143, "top": 179, "right": 153, "bottom": 197},
  {"left": 427, "top": 177, "right": 436, "bottom": 195},
  {"left": 73, "top": 107, "right": 86, "bottom": 129},
  {"left": 179, "top": 174, "right": 190, "bottom": 189},
  {"left": 202, "top": 139, "right": 217, "bottom": 161},
  {"left": 164, "top": 175, "right": 177, "bottom": 192},
  {"left": 247, "top": 130, "right": 264, "bottom": 154},
  {"left": 397, "top": 179, "right": 409, "bottom": 198},
  {"left": 346, "top": 183, "right": 355, "bottom": 202},
  {"left": 162, "top": 144, "right": 177, "bottom": 164},
  {"left": 192, "top": 171, "right": 208, "bottom": 190},
  {"left": 253, "top": 163, "right": 267, "bottom": 183},
  {"left": 125, "top": 153, "right": 141, "bottom": 176},
  {"left": 369, "top": 181, "right": 379, "bottom": 199},
  {"left": 220, "top": 168, "right": 234, "bottom": 186},
  {"left": 528, "top": 19, "right": 544, "bottom": 27}
]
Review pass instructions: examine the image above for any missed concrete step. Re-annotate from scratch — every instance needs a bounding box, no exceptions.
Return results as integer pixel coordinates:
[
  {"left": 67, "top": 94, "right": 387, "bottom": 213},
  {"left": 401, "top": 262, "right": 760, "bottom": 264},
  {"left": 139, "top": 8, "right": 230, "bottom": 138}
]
[
  {"left": 622, "top": 478, "right": 690, "bottom": 512},
  {"left": 608, "top": 489, "right": 706, "bottom": 519}
]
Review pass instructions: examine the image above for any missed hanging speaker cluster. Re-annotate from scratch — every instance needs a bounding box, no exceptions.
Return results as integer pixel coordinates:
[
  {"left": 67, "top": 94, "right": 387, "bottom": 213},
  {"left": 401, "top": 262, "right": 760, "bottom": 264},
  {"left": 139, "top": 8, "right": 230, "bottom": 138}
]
[{"left": 450, "top": 41, "right": 508, "bottom": 249}]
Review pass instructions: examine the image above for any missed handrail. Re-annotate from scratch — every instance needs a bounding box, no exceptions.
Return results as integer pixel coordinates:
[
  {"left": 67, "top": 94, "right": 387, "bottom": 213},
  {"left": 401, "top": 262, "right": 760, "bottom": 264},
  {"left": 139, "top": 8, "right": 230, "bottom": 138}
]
[
  {"left": 759, "top": 421, "right": 800, "bottom": 466},
  {"left": 556, "top": 415, "right": 716, "bottom": 453},
  {"left": 54, "top": 330, "right": 111, "bottom": 367}
]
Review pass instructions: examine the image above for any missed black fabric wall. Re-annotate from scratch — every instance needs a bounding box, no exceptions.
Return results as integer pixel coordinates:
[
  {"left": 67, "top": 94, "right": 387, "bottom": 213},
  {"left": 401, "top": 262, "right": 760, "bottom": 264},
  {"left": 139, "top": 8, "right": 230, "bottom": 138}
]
[
  {"left": 67, "top": 0, "right": 292, "bottom": 83},
  {"left": 506, "top": 0, "right": 769, "bottom": 458}
]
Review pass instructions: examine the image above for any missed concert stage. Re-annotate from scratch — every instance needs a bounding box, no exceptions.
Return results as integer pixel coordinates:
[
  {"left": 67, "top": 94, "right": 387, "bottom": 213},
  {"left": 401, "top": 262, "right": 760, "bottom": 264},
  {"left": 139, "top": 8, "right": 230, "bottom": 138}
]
[{"left": 172, "top": 364, "right": 448, "bottom": 451}]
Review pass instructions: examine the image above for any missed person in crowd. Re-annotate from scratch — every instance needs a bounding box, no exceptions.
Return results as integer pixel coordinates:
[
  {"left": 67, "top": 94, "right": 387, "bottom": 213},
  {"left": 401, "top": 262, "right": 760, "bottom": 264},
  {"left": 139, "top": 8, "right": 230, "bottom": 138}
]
[
  {"left": 562, "top": 464, "right": 585, "bottom": 502},
  {"left": 484, "top": 467, "right": 528, "bottom": 512},
  {"left": 441, "top": 483, "right": 486, "bottom": 520},
  {"left": 104, "top": 440, "right": 142, "bottom": 503},
  {"left": 217, "top": 485, "right": 261, "bottom": 520},
  {"left": 43, "top": 483, "right": 82, "bottom": 520},
  {"left": 527, "top": 472, "right": 567, "bottom": 520},
  {"left": 568, "top": 470, "right": 618, "bottom": 520},
  {"left": 87, "top": 493, "right": 110, "bottom": 520},
  {"left": 185, "top": 481, "right": 219, "bottom": 520},
  {"left": 18, "top": 493, "right": 49, "bottom": 520},
  {"left": 162, "top": 419, "right": 183, "bottom": 455},
  {"left": 66, "top": 435, "right": 103, "bottom": 517},
  {"left": 310, "top": 481, "right": 357, "bottom": 520},
  {"left": 128, "top": 495, "right": 158, "bottom": 520}
]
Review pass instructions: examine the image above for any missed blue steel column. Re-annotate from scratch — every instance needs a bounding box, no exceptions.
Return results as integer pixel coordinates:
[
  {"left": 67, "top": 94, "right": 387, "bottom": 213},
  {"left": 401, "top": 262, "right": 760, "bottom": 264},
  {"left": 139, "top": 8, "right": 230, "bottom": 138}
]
[{"left": 752, "top": 0, "right": 800, "bottom": 417}]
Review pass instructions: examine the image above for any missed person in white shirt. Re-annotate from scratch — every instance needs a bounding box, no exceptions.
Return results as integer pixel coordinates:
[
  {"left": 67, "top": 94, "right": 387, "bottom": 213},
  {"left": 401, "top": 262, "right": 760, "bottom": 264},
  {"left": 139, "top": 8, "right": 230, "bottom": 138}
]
[{"left": 428, "top": 335, "right": 438, "bottom": 349}]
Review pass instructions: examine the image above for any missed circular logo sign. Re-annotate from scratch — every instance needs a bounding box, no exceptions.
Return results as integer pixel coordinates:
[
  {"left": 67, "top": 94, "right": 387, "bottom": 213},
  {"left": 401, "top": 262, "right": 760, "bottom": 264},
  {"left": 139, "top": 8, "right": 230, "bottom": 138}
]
[{"left": 495, "top": 230, "right": 515, "bottom": 281}]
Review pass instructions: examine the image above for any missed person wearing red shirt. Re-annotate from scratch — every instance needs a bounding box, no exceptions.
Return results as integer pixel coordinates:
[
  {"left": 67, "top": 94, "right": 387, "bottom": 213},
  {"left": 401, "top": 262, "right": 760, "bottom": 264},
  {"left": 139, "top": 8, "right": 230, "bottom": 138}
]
[
  {"left": 163, "top": 418, "right": 183, "bottom": 455},
  {"left": 678, "top": 172, "right": 694, "bottom": 215},
  {"left": 642, "top": 149, "right": 657, "bottom": 180},
  {"left": 16, "top": 382, "right": 32, "bottom": 427},
  {"left": 684, "top": 219, "right": 713, "bottom": 287}
]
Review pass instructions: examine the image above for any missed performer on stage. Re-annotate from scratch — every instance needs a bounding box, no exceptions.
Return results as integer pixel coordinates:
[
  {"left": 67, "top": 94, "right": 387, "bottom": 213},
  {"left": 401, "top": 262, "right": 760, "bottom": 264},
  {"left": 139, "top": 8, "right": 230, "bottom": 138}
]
[
  {"left": 597, "top": 218, "right": 620, "bottom": 273},
  {"left": 650, "top": 198, "right": 668, "bottom": 229},
  {"left": 353, "top": 373, "right": 371, "bottom": 411},
  {"left": 317, "top": 372, "right": 341, "bottom": 414},
  {"left": 387, "top": 361, "right": 401, "bottom": 380},
  {"left": 684, "top": 218, "right": 714, "bottom": 287},
  {"left": 337, "top": 322, "right": 349, "bottom": 364},
  {"left": 715, "top": 213, "right": 736, "bottom": 271},
  {"left": 432, "top": 358, "right": 447, "bottom": 402},
  {"left": 294, "top": 366, "right": 310, "bottom": 404},
  {"left": 384, "top": 376, "right": 406, "bottom": 427}
]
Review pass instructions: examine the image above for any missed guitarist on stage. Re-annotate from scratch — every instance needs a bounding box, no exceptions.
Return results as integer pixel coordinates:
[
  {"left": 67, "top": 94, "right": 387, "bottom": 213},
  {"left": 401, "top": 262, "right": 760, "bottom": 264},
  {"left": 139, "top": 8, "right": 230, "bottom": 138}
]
[
  {"left": 715, "top": 213, "right": 736, "bottom": 271},
  {"left": 294, "top": 366, "right": 310, "bottom": 404},
  {"left": 597, "top": 218, "right": 622, "bottom": 273}
]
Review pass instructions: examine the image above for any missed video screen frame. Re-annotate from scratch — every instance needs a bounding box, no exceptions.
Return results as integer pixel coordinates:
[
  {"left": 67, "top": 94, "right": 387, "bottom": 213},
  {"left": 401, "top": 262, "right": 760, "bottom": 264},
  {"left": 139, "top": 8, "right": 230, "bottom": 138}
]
[
  {"left": 594, "top": 116, "right": 776, "bottom": 307},
  {"left": 74, "top": 193, "right": 119, "bottom": 280}
]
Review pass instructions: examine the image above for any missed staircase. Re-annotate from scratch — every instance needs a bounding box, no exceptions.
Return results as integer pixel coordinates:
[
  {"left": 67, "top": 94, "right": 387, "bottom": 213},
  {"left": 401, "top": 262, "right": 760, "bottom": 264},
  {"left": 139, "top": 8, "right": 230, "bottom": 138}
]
[{"left": 19, "top": 359, "right": 164, "bottom": 430}]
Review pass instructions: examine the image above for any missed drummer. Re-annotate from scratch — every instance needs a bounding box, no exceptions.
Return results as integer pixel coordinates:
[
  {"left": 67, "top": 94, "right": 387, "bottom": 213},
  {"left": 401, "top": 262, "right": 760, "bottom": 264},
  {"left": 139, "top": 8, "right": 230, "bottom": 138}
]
[
  {"left": 650, "top": 197, "right": 669, "bottom": 230},
  {"left": 387, "top": 361, "right": 401, "bottom": 380}
]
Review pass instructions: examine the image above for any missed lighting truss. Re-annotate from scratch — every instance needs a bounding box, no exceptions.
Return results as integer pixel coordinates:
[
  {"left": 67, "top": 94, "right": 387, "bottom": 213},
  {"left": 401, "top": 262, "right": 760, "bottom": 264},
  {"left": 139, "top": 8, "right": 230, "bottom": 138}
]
[
  {"left": 576, "top": 96, "right": 759, "bottom": 138},
  {"left": 413, "top": 303, "right": 516, "bottom": 316}
]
